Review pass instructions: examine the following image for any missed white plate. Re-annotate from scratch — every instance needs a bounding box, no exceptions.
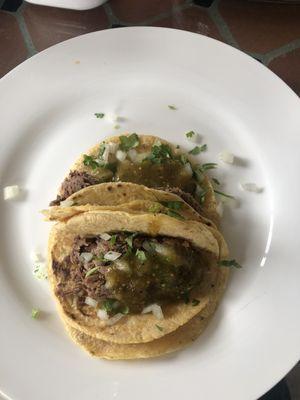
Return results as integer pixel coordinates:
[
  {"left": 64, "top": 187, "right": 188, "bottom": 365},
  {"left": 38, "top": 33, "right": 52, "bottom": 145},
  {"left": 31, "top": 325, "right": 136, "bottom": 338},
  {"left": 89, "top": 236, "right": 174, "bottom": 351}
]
[{"left": 0, "top": 27, "right": 299, "bottom": 400}]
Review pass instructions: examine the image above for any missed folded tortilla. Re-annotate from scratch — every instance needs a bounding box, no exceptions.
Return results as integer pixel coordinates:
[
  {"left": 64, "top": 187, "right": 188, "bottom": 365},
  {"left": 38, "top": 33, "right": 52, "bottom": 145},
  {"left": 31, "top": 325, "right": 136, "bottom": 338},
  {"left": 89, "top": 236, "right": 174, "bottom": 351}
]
[{"left": 48, "top": 210, "right": 228, "bottom": 345}]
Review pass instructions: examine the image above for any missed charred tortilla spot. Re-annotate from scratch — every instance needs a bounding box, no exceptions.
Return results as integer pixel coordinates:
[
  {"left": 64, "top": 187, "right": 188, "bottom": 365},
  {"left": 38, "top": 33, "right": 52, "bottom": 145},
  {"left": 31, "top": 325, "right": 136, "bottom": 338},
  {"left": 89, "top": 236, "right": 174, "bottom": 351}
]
[{"left": 107, "top": 186, "right": 112, "bottom": 191}]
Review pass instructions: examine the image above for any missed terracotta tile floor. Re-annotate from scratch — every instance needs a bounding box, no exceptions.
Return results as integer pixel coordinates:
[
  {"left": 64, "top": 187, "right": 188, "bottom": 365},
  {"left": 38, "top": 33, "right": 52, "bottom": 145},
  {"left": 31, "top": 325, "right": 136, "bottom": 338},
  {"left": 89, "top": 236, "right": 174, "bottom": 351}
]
[{"left": 0, "top": 0, "right": 299, "bottom": 398}]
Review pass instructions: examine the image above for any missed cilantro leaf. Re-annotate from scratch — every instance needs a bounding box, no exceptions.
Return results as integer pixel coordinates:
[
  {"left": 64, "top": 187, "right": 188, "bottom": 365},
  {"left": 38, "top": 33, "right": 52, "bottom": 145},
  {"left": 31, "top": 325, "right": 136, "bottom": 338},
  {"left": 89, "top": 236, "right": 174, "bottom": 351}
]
[
  {"left": 161, "top": 201, "right": 182, "bottom": 211},
  {"left": 148, "top": 143, "right": 173, "bottom": 164},
  {"left": 212, "top": 178, "right": 220, "bottom": 185},
  {"left": 155, "top": 324, "right": 163, "bottom": 331},
  {"left": 185, "top": 131, "right": 195, "bottom": 139},
  {"left": 168, "top": 105, "right": 177, "bottom": 110},
  {"left": 98, "top": 143, "right": 106, "bottom": 157},
  {"left": 218, "top": 259, "right": 242, "bottom": 269},
  {"left": 189, "top": 144, "right": 207, "bottom": 155},
  {"left": 102, "top": 299, "right": 118, "bottom": 313},
  {"left": 95, "top": 113, "right": 105, "bottom": 119},
  {"left": 192, "top": 299, "right": 200, "bottom": 306},
  {"left": 199, "top": 163, "right": 218, "bottom": 172},
  {"left": 214, "top": 189, "right": 235, "bottom": 199},
  {"left": 119, "top": 133, "right": 139, "bottom": 151},
  {"left": 110, "top": 235, "right": 117, "bottom": 246},
  {"left": 166, "top": 210, "right": 184, "bottom": 220},
  {"left": 31, "top": 308, "right": 39, "bottom": 319},
  {"left": 179, "top": 154, "right": 188, "bottom": 165},
  {"left": 83, "top": 154, "right": 99, "bottom": 170}
]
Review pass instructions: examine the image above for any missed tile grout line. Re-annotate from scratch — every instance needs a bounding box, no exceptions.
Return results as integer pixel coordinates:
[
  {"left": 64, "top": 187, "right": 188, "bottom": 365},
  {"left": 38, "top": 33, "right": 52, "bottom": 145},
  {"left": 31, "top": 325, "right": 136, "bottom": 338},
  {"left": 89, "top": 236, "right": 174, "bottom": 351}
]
[
  {"left": 264, "top": 38, "right": 300, "bottom": 65},
  {"left": 208, "top": 0, "right": 240, "bottom": 49},
  {"left": 103, "top": 3, "right": 120, "bottom": 26},
  {"left": 15, "top": 5, "right": 37, "bottom": 58}
]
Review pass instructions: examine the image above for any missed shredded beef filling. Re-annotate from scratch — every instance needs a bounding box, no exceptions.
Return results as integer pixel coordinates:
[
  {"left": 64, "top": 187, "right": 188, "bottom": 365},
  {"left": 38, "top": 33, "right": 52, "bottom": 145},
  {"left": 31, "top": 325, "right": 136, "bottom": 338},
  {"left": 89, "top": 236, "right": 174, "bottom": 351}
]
[
  {"left": 50, "top": 171, "right": 100, "bottom": 205},
  {"left": 53, "top": 233, "right": 210, "bottom": 315}
]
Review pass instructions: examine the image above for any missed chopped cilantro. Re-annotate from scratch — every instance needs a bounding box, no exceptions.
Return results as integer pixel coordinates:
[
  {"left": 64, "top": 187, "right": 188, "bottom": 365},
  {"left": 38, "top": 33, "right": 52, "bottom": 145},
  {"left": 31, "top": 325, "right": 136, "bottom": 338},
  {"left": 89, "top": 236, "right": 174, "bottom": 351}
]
[
  {"left": 176, "top": 145, "right": 180, "bottom": 149},
  {"left": 166, "top": 209, "right": 184, "bottom": 220},
  {"left": 114, "top": 124, "right": 120, "bottom": 130},
  {"left": 136, "top": 249, "right": 147, "bottom": 262},
  {"left": 148, "top": 143, "right": 173, "bottom": 164},
  {"left": 148, "top": 203, "right": 162, "bottom": 213},
  {"left": 218, "top": 259, "right": 242, "bottom": 269},
  {"left": 85, "top": 266, "right": 100, "bottom": 277},
  {"left": 212, "top": 178, "right": 220, "bottom": 185},
  {"left": 95, "top": 113, "right": 105, "bottom": 119},
  {"left": 179, "top": 154, "right": 188, "bottom": 165},
  {"left": 189, "top": 144, "right": 207, "bottom": 155},
  {"left": 199, "top": 162, "right": 218, "bottom": 172},
  {"left": 119, "top": 133, "right": 139, "bottom": 151},
  {"left": 31, "top": 308, "right": 39, "bottom": 319},
  {"left": 195, "top": 184, "right": 207, "bottom": 204},
  {"left": 192, "top": 299, "right": 200, "bottom": 306},
  {"left": 185, "top": 131, "right": 195, "bottom": 139},
  {"left": 121, "top": 305, "right": 129, "bottom": 315},
  {"left": 98, "top": 143, "right": 106, "bottom": 157},
  {"left": 168, "top": 105, "right": 177, "bottom": 110},
  {"left": 102, "top": 299, "right": 118, "bottom": 313},
  {"left": 83, "top": 154, "right": 99, "bottom": 170},
  {"left": 161, "top": 201, "right": 182, "bottom": 211},
  {"left": 110, "top": 235, "right": 117, "bottom": 246},
  {"left": 155, "top": 324, "right": 163, "bottom": 331},
  {"left": 214, "top": 189, "right": 235, "bottom": 199}
]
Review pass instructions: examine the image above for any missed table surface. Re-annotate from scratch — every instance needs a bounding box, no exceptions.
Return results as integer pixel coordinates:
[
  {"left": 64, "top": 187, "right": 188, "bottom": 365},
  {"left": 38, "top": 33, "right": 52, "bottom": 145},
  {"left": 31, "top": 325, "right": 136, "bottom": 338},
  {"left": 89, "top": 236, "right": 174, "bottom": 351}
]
[{"left": 0, "top": 0, "right": 299, "bottom": 399}]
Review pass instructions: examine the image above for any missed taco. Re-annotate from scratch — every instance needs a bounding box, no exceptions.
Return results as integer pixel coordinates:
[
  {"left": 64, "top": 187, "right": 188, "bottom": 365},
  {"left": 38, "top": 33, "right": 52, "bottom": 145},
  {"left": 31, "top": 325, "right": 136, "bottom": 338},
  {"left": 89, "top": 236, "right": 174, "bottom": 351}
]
[
  {"left": 43, "top": 182, "right": 215, "bottom": 229},
  {"left": 49, "top": 134, "right": 219, "bottom": 226},
  {"left": 48, "top": 210, "right": 229, "bottom": 346}
]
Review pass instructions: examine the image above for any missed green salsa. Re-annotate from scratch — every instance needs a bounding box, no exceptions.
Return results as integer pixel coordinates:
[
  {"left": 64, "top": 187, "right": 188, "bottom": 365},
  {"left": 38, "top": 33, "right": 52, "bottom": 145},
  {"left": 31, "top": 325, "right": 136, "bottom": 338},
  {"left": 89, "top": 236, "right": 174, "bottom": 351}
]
[
  {"left": 71, "top": 233, "right": 211, "bottom": 315},
  {"left": 115, "top": 159, "right": 196, "bottom": 193}
]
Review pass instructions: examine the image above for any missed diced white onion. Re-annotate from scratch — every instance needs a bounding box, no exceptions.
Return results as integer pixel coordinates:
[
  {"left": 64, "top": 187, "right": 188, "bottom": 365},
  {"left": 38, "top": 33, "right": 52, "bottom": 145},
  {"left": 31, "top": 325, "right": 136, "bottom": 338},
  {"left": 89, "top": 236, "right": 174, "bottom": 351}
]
[
  {"left": 183, "top": 162, "right": 193, "bottom": 177},
  {"left": 107, "top": 142, "right": 119, "bottom": 154},
  {"left": 239, "top": 182, "right": 263, "bottom": 193},
  {"left": 106, "top": 313, "right": 124, "bottom": 326},
  {"left": 85, "top": 297, "right": 98, "bottom": 308},
  {"left": 97, "top": 309, "right": 109, "bottom": 320},
  {"left": 135, "top": 152, "right": 149, "bottom": 163},
  {"left": 80, "top": 252, "right": 93, "bottom": 262},
  {"left": 116, "top": 150, "right": 127, "bottom": 162},
  {"left": 104, "top": 251, "right": 122, "bottom": 261},
  {"left": 128, "top": 149, "right": 137, "bottom": 162},
  {"left": 102, "top": 145, "right": 110, "bottom": 163},
  {"left": 216, "top": 202, "right": 224, "bottom": 216},
  {"left": 142, "top": 241, "right": 153, "bottom": 252},
  {"left": 219, "top": 150, "right": 235, "bottom": 164},
  {"left": 186, "top": 132, "right": 199, "bottom": 143},
  {"left": 33, "top": 262, "right": 48, "bottom": 280},
  {"left": 114, "top": 259, "right": 130, "bottom": 272},
  {"left": 60, "top": 199, "right": 74, "bottom": 207},
  {"left": 3, "top": 185, "right": 21, "bottom": 200},
  {"left": 100, "top": 233, "right": 112, "bottom": 241},
  {"left": 142, "top": 304, "right": 164, "bottom": 320},
  {"left": 30, "top": 251, "right": 44, "bottom": 263}
]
